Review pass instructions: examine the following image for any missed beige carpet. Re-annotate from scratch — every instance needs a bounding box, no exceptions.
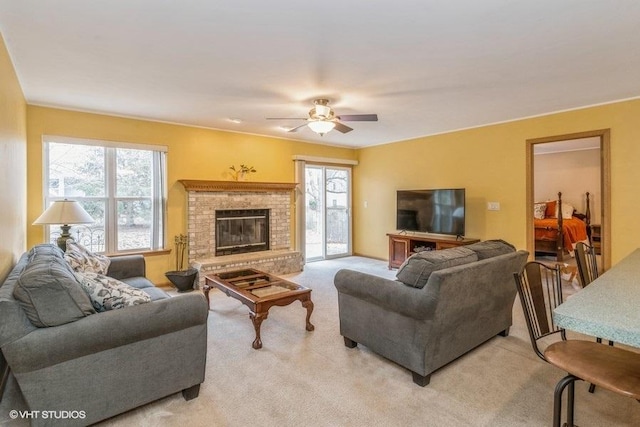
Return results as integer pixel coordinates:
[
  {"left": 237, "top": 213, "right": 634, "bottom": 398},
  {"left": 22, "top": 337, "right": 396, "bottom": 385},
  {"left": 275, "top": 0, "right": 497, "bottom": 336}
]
[{"left": 1, "top": 256, "right": 639, "bottom": 426}]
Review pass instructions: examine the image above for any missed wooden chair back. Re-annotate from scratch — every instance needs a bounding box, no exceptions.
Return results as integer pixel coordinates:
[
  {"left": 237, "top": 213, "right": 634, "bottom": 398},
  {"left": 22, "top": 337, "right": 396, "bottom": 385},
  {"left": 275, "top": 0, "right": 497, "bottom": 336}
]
[
  {"left": 575, "top": 241, "right": 599, "bottom": 287},
  {"left": 513, "top": 261, "right": 566, "bottom": 361}
]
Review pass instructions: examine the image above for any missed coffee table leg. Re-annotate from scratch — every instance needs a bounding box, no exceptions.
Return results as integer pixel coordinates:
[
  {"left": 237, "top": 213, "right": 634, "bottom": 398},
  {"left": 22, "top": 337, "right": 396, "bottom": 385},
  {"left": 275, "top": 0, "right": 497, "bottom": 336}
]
[
  {"left": 250, "top": 312, "right": 267, "bottom": 349},
  {"left": 302, "top": 299, "right": 315, "bottom": 331}
]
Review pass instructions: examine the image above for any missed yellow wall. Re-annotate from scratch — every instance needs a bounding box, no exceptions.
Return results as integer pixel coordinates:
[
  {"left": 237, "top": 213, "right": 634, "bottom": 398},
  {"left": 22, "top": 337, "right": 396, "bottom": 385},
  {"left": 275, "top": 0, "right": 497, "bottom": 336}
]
[
  {"left": 354, "top": 99, "right": 640, "bottom": 265},
  {"left": 0, "top": 33, "right": 27, "bottom": 282},
  {"left": 26, "top": 106, "right": 357, "bottom": 283}
]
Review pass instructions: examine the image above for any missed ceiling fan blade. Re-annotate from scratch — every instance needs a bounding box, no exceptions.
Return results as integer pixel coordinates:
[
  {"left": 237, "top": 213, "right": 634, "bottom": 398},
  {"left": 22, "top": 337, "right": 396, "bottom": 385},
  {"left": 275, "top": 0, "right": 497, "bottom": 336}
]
[
  {"left": 287, "top": 123, "right": 310, "bottom": 133},
  {"left": 335, "top": 114, "right": 378, "bottom": 122},
  {"left": 333, "top": 121, "right": 353, "bottom": 134},
  {"left": 266, "top": 117, "right": 308, "bottom": 120}
]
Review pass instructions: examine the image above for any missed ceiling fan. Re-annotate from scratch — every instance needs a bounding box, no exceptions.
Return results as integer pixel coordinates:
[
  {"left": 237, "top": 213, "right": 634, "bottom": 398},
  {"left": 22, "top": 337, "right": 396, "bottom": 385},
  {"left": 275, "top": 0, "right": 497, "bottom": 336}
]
[{"left": 267, "top": 99, "right": 378, "bottom": 136}]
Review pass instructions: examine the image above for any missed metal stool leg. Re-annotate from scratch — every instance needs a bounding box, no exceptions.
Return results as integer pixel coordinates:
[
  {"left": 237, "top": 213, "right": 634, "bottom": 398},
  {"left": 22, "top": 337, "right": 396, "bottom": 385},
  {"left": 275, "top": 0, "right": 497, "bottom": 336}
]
[
  {"left": 567, "top": 379, "right": 575, "bottom": 426},
  {"left": 553, "top": 374, "right": 579, "bottom": 427}
]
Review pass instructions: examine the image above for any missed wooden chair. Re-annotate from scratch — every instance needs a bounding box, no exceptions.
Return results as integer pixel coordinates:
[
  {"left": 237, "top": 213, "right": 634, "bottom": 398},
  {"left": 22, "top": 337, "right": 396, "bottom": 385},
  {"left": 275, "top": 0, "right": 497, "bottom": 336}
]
[{"left": 515, "top": 261, "right": 640, "bottom": 426}]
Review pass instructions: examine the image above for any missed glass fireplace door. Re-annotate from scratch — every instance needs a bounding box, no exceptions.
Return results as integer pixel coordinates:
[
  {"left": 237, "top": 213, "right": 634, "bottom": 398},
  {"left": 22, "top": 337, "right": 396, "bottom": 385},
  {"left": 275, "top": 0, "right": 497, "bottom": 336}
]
[{"left": 305, "top": 165, "right": 351, "bottom": 261}]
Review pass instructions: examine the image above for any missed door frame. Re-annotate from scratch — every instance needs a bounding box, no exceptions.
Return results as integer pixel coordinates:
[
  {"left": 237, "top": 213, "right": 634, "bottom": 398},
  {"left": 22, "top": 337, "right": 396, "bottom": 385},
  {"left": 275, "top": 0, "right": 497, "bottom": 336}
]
[{"left": 526, "top": 129, "right": 611, "bottom": 270}]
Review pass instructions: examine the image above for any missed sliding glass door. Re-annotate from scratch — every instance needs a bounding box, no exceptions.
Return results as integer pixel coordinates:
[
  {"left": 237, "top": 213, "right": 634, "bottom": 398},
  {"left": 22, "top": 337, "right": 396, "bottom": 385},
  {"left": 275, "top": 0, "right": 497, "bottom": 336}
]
[{"left": 305, "top": 165, "right": 351, "bottom": 261}]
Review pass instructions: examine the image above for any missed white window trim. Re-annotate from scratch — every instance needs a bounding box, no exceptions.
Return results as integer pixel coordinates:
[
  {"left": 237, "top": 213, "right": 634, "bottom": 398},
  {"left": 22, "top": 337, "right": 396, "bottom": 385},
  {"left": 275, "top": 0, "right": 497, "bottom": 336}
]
[
  {"left": 43, "top": 135, "right": 168, "bottom": 152},
  {"left": 292, "top": 154, "right": 358, "bottom": 166}
]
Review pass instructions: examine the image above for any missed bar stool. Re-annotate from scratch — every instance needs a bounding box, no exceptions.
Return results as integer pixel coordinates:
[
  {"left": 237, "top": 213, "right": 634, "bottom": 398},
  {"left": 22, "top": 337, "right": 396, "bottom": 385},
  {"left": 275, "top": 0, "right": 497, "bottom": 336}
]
[
  {"left": 574, "top": 240, "right": 615, "bottom": 388},
  {"left": 513, "top": 262, "right": 567, "bottom": 361},
  {"left": 545, "top": 340, "right": 640, "bottom": 427},
  {"left": 514, "top": 261, "right": 640, "bottom": 426},
  {"left": 574, "top": 241, "right": 599, "bottom": 287}
]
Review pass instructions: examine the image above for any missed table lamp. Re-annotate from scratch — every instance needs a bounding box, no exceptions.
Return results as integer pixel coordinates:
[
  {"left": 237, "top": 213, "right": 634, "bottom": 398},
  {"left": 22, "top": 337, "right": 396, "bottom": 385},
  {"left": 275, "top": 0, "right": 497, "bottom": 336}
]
[{"left": 33, "top": 199, "right": 94, "bottom": 251}]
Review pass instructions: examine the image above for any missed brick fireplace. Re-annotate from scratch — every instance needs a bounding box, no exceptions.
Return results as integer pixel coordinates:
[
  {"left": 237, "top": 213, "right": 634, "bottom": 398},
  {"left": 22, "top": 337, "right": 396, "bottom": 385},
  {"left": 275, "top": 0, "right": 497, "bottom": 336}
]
[{"left": 180, "top": 180, "right": 304, "bottom": 287}]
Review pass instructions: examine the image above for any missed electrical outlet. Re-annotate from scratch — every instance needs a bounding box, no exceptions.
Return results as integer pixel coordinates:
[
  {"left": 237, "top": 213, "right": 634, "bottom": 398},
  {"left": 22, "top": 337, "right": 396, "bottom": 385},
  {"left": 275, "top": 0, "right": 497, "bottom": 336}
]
[{"left": 487, "top": 202, "right": 501, "bottom": 211}]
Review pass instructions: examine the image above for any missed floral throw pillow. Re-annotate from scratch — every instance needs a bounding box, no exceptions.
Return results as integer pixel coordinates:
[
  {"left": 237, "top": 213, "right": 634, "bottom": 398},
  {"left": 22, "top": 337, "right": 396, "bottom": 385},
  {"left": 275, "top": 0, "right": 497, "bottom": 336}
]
[
  {"left": 533, "top": 202, "right": 547, "bottom": 220},
  {"left": 65, "top": 240, "right": 111, "bottom": 275},
  {"left": 74, "top": 272, "right": 151, "bottom": 312}
]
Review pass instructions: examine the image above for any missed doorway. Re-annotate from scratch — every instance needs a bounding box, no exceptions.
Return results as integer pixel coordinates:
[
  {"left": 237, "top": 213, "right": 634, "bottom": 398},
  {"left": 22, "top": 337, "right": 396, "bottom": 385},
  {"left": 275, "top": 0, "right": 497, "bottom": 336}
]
[
  {"left": 526, "top": 129, "right": 611, "bottom": 270},
  {"left": 304, "top": 165, "right": 352, "bottom": 261}
]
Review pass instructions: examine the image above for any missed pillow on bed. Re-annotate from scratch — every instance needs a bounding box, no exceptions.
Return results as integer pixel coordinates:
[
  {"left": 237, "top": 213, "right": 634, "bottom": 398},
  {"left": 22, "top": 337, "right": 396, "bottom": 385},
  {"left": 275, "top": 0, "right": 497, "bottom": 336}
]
[
  {"left": 560, "top": 203, "right": 574, "bottom": 220},
  {"left": 534, "top": 203, "right": 547, "bottom": 220},
  {"left": 545, "top": 200, "right": 557, "bottom": 218}
]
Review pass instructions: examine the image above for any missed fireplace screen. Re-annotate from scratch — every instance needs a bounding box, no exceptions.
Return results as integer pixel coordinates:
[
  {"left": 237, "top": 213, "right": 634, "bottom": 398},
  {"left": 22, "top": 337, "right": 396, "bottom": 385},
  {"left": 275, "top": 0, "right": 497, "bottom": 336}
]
[{"left": 215, "top": 209, "right": 269, "bottom": 256}]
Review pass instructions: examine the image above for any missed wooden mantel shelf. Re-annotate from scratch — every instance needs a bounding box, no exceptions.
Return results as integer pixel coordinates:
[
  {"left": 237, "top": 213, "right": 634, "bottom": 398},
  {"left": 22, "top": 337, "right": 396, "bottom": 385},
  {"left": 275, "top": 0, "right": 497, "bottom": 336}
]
[{"left": 179, "top": 179, "right": 298, "bottom": 192}]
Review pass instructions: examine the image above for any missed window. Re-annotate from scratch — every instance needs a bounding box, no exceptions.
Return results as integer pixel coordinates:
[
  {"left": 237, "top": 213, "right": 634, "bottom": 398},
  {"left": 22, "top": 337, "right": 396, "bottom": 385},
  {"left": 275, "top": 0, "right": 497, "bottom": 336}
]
[{"left": 43, "top": 136, "right": 167, "bottom": 253}]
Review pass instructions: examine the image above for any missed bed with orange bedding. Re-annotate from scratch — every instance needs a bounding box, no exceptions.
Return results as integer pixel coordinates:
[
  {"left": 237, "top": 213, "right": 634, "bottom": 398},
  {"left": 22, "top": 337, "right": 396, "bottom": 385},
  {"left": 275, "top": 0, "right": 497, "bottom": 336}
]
[
  {"left": 534, "top": 217, "right": 588, "bottom": 252},
  {"left": 534, "top": 192, "right": 590, "bottom": 261}
]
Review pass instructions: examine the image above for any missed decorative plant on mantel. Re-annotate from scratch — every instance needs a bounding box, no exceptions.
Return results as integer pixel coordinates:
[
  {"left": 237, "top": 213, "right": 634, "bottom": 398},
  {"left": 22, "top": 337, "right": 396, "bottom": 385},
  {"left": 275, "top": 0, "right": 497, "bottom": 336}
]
[{"left": 229, "top": 164, "right": 257, "bottom": 181}]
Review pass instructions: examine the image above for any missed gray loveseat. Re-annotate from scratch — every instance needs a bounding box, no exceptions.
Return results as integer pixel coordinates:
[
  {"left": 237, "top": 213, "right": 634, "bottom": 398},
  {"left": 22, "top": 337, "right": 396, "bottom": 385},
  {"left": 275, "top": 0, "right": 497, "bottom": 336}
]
[
  {"left": 334, "top": 240, "right": 528, "bottom": 386},
  {"left": 0, "top": 244, "right": 208, "bottom": 426}
]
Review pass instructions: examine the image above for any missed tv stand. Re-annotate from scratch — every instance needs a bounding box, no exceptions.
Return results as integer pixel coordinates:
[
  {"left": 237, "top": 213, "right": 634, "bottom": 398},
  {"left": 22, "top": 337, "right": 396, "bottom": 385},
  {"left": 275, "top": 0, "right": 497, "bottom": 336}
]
[{"left": 387, "top": 232, "right": 480, "bottom": 269}]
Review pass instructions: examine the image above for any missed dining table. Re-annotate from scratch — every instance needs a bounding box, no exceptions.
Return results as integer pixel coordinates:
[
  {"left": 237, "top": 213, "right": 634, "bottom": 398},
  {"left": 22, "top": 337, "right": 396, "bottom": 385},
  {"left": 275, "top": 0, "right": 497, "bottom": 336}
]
[{"left": 554, "top": 248, "right": 640, "bottom": 348}]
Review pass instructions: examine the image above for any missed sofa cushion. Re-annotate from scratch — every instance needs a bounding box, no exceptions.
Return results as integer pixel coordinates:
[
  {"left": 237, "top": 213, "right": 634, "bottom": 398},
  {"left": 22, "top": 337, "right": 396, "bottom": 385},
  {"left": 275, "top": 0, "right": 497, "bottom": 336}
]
[
  {"left": 65, "top": 240, "right": 111, "bottom": 274},
  {"left": 74, "top": 272, "right": 151, "bottom": 312},
  {"left": 120, "top": 276, "right": 170, "bottom": 301},
  {"left": 13, "top": 247, "right": 96, "bottom": 327},
  {"left": 0, "top": 252, "right": 38, "bottom": 346},
  {"left": 464, "top": 240, "right": 515, "bottom": 260},
  {"left": 396, "top": 246, "right": 478, "bottom": 288}
]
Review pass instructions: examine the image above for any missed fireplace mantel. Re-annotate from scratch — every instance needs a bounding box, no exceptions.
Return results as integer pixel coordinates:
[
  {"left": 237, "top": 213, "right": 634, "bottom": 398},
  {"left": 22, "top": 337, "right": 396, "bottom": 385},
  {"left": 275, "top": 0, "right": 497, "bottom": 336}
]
[{"left": 179, "top": 180, "right": 297, "bottom": 193}]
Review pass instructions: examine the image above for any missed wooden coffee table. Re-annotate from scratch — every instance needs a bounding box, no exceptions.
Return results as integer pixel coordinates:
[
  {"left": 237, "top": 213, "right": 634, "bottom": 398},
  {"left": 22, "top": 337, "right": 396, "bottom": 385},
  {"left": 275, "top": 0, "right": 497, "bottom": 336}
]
[{"left": 204, "top": 268, "right": 314, "bottom": 349}]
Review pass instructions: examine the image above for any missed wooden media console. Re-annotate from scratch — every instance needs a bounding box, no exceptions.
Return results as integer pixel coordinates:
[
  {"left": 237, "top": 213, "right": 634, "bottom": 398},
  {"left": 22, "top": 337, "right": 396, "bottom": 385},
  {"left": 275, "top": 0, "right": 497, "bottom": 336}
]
[{"left": 387, "top": 233, "right": 480, "bottom": 269}]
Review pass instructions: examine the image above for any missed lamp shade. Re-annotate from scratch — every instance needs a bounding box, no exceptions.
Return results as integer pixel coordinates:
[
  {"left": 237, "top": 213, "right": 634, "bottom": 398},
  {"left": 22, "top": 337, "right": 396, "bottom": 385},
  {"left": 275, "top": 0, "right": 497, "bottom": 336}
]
[
  {"left": 33, "top": 200, "right": 94, "bottom": 225},
  {"left": 308, "top": 120, "right": 336, "bottom": 135}
]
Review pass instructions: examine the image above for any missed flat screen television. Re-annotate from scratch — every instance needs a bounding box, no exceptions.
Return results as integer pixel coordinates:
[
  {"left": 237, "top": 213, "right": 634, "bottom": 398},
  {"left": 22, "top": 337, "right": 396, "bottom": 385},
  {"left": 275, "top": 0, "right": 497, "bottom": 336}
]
[{"left": 396, "top": 188, "right": 465, "bottom": 236}]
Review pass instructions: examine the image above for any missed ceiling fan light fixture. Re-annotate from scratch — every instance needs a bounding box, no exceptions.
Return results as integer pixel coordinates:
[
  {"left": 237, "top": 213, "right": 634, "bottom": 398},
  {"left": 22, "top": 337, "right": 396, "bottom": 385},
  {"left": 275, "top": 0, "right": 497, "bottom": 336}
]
[
  {"left": 266, "top": 98, "right": 376, "bottom": 136},
  {"left": 308, "top": 120, "right": 335, "bottom": 135},
  {"left": 314, "top": 104, "right": 331, "bottom": 118}
]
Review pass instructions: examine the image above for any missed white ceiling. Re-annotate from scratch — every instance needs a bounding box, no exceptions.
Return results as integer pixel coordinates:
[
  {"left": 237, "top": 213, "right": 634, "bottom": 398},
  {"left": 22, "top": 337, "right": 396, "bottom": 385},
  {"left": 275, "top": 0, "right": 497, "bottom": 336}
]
[{"left": 1, "top": 1, "right": 640, "bottom": 148}]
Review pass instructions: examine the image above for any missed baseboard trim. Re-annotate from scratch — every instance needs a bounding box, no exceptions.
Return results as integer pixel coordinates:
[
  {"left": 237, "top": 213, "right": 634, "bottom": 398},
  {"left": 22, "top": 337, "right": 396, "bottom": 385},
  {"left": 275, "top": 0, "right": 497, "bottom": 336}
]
[{"left": 352, "top": 252, "right": 387, "bottom": 262}]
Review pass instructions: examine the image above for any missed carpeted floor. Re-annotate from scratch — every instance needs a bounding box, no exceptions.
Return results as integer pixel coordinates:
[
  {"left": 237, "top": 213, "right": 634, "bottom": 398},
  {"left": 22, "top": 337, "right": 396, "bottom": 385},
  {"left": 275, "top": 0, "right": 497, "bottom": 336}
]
[{"left": 1, "top": 256, "right": 638, "bottom": 426}]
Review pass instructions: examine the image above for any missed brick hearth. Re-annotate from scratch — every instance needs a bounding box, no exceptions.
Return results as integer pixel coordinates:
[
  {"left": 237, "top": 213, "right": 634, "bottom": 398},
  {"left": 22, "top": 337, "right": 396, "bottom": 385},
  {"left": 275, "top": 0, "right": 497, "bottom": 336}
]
[{"left": 180, "top": 180, "right": 304, "bottom": 287}]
